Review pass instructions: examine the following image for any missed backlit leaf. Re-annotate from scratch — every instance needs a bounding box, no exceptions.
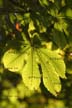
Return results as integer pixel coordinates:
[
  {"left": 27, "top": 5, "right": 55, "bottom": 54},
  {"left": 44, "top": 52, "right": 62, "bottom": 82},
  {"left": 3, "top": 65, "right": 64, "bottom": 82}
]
[
  {"left": 2, "top": 46, "right": 30, "bottom": 72},
  {"left": 37, "top": 48, "right": 66, "bottom": 95},
  {"left": 21, "top": 48, "right": 41, "bottom": 90}
]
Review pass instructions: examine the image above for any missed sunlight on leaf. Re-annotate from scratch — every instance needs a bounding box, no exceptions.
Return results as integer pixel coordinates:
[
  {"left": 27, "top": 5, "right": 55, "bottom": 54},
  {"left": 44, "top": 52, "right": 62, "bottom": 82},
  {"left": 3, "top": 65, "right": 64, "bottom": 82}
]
[
  {"left": 2, "top": 46, "right": 30, "bottom": 72},
  {"left": 66, "top": 8, "right": 72, "bottom": 18},
  {"left": 39, "top": 0, "right": 49, "bottom": 6},
  {"left": 2, "top": 42, "right": 66, "bottom": 95},
  {"left": 37, "top": 48, "right": 66, "bottom": 95},
  {"left": 21, "top": 48, "right": 41, "bottom": 90}
]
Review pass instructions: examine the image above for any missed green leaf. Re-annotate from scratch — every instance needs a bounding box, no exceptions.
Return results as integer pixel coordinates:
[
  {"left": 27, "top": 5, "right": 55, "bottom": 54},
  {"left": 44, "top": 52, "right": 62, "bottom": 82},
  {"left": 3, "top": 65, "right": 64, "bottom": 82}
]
[
  {"left": 2, "top": 46, "right": 30, "bottom": 72},
  {"left": 66, "top": 8, "right": 72, "bottom": 18},
  {"left": 0, "top": 0, "right": 3, "bottom": 7},
  {"left": 66, "top": 61, "right": 72, "bottom": 74},
  {"left": 52, "top": 30, "right": 68, "bottom": 48},
  {"left": 39, "top": 0, "right": 49, "bottom": 6},
  {"left": 2, "top": 43, "right": 66, "bottom": 95},
  {"left": 37, "top": 48, "right": 66, "bottom": 95},
  {"left": 21, "top": 48, "right": 41, "bottom": 90},
  {"left": 54, "top": 19, "right": 67, "bottom": 32}
]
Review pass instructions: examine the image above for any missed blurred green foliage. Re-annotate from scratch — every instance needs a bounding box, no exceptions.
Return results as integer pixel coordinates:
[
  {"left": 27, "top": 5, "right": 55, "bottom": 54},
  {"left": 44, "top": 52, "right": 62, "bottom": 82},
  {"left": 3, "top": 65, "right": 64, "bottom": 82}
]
[{"left": 0, "top": 0, "right": 72, "bottom": 108}]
